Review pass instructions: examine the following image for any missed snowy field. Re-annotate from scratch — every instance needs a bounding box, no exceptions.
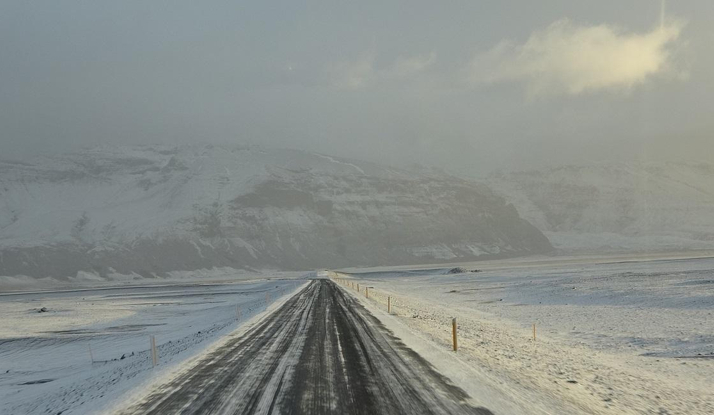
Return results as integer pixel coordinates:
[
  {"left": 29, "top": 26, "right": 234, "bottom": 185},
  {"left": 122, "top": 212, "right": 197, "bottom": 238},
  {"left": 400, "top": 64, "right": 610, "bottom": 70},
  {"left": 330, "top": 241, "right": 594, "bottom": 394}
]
[
  {"left": 0, "top": 275, "right": 306, "bottom": 415},
  {"left": 341, "top": 255, "right": 714, "bottom": 414},
  {"left": 2, "top": 255, "right": 711, "bottom": 415}
]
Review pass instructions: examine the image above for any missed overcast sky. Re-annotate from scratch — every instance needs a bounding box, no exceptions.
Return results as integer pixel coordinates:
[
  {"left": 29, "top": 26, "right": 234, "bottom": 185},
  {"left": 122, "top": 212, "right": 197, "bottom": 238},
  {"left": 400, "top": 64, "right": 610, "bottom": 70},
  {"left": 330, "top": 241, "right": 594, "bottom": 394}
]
[{"left": 1, "top": 1, "right": 713, "bottom": 175}]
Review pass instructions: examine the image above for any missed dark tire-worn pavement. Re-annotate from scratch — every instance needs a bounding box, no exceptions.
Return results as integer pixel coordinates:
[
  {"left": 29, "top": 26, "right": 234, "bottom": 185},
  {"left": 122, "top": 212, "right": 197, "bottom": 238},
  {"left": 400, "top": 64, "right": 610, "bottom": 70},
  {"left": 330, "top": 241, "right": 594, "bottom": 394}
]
[{"left": 119, "top": 279, "right": 493, "bottom": 415}]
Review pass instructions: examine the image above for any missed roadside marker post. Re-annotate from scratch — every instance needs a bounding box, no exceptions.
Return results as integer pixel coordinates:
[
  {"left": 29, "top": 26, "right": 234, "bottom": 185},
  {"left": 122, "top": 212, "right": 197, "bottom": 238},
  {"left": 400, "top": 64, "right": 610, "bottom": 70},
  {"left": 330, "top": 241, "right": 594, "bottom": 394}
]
[
  {"left": 452, "top": 319, "right": 458, "bottom": 352},
  {"left": 366, "top": 287, "right": 369, "bottom": 299},
  {"left": 88, "top": 343, "right": 94, "bottom": 363},
  {"left": 388, "top": 296, "right": 391, "bottom": 314},
  {"left": 150, "top": 335, "right": 158, "bottom": 367},
  {"left": 533, "top": 323, "right": 536, "bottom": 342},
  {"left": 236, "top": 305, "right": 241, "bottom": 321},
  {"left": 357, "top": 284, "right": 359, "bottom": 292}
]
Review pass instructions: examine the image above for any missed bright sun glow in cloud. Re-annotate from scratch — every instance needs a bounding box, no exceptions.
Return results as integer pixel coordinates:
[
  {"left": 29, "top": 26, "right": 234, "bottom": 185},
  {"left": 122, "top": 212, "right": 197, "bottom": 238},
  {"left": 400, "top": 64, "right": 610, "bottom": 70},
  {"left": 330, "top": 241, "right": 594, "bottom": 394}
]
[{"left": 469, "top": 19, "right": 685, "bottom": 97}]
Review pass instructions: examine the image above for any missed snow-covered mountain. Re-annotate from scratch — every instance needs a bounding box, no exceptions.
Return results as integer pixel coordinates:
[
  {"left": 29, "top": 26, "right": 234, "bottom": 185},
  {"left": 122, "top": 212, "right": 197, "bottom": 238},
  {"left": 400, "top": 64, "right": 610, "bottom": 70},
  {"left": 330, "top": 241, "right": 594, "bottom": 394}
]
[
  {"left": 0, "top": 145, "right": 551, "bottom": 280},
  {"left": 487, "top": 162, "right": 714, "bottom": 253}
]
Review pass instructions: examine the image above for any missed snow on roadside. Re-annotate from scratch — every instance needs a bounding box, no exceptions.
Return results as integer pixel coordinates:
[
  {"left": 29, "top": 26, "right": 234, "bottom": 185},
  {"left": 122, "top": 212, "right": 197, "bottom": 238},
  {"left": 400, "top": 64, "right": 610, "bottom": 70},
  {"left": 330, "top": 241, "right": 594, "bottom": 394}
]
[
  {"left": 0, "top": 277, "right": 307, "bottom": 415},
  {"left": 332, "top": 277, "right": 579, "bottom": 415},
  {"left": 333, "top": 257, "right": 714, "bottom": 415}
]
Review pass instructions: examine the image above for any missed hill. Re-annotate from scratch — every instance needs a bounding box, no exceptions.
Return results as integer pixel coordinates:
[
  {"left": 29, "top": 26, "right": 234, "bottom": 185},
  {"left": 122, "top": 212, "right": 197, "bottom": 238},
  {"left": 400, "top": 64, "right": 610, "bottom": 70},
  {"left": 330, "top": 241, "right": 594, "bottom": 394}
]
[
  {"left": 487, "top": 162, "right": 714, "bottom": 253},
  {"left": 0, "top": 145, "right": 551, "bottom": 282}
]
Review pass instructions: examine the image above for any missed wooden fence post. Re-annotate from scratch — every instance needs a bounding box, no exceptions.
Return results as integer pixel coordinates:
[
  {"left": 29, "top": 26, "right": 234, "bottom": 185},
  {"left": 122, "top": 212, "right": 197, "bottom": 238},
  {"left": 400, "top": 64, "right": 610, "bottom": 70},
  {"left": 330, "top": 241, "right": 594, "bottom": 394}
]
[{"left": 452, "top": 318, "right": 458, "bottom": 352}]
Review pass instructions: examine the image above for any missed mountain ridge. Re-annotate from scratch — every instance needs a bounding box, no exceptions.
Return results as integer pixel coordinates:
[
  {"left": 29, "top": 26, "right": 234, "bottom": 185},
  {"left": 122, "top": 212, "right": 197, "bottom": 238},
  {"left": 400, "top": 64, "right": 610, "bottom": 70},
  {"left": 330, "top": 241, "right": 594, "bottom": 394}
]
[{"left": 0, "top": 145, "right": 552, "bottom": 281}]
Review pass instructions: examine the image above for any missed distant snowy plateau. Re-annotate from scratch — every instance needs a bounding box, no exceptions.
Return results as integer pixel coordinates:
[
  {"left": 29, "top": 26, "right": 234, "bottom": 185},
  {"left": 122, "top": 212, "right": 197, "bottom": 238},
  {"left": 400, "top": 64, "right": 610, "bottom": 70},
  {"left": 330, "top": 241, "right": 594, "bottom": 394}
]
[
  {"left": 0, "top": 146, "right": 551, "bottom": 285},
  {"left": 487, "top": 162, "right": 714, "bottom": 253}
]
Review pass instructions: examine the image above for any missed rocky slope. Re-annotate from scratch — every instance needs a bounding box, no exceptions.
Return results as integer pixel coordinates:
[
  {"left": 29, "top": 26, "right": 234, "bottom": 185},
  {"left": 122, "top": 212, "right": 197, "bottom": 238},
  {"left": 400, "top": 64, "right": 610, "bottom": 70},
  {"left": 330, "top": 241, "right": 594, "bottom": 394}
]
[
  {"left": 0, "top": 146, "right": 551, "bottom": 280},
  {"left": 487, "top": 162, "right": 714, "bottom": 253}
]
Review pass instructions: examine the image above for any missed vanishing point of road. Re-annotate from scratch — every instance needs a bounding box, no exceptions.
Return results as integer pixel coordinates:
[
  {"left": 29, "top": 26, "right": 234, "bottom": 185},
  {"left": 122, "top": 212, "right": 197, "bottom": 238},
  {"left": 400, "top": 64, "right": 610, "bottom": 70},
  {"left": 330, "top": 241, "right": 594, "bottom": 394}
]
[{"left": 119, "top": 279, "right": 493, "bottom": 415}]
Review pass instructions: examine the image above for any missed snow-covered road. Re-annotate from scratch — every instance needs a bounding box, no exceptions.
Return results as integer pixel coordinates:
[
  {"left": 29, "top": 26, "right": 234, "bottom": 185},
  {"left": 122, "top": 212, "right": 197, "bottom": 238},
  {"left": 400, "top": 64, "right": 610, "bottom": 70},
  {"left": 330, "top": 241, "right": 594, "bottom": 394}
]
[{"left": 118, "top": 279, "right": 492, "bottom": 414}]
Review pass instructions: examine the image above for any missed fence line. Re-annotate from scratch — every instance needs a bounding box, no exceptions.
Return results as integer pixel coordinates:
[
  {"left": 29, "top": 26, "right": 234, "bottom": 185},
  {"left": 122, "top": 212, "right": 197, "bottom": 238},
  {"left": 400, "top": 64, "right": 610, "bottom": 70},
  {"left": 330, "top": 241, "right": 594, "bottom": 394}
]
[{"left": 329, "top": 274, "right": 537, "bottom": 352}]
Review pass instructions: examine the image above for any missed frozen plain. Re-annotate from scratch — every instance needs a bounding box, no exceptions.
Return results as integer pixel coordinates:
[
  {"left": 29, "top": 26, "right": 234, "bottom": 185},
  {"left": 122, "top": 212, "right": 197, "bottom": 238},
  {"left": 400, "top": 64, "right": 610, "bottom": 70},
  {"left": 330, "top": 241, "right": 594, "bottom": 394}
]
[
  {"left": 0, "top": 274, "right": 305, "bottom": 415},
  {"left": 340, "top": 254, "right": 714, "bottom": 414}
]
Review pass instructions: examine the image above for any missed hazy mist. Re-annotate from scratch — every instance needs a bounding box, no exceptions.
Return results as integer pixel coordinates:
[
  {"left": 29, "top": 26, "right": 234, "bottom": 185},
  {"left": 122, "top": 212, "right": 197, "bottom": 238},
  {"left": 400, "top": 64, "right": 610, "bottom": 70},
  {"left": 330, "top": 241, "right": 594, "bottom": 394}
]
[{"left": 2, "top": 0, "right": 713, "bottom": 175}]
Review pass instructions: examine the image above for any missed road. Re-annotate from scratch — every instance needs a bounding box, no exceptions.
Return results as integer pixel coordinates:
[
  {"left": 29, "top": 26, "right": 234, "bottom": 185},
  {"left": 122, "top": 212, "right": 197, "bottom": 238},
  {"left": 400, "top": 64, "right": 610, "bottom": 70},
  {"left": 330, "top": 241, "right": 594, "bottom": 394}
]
[{"left": 119, "top": 279, "right": 493, "bottom": 415}]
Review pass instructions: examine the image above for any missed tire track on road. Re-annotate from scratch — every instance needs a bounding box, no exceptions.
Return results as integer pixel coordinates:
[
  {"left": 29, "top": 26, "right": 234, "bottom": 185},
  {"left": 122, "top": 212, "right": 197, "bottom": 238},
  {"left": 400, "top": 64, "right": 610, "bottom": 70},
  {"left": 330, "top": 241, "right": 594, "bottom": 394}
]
[{"left": 119, "top": 280, "right": 492, "bottom": 415}]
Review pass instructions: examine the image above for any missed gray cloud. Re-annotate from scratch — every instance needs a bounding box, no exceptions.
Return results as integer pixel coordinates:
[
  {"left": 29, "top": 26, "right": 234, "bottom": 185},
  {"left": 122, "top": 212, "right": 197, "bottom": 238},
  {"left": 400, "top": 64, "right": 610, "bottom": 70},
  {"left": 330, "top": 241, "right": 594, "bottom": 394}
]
[
  {"left": 0, "top": 0, "right": 712, "bottom": 174},
  {"left": 327, "top": 52, "right": 375, "bottom": 90},
  {"left": 327, "top": 51, "right": 436, "bottom": 90}
]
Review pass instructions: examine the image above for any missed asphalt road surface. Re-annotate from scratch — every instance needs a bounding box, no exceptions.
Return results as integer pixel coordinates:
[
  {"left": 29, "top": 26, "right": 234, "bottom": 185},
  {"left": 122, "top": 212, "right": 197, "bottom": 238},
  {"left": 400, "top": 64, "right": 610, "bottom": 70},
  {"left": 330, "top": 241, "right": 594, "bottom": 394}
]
[{"left": 119, "top": 279, "right": 493, "bottom": 415}]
